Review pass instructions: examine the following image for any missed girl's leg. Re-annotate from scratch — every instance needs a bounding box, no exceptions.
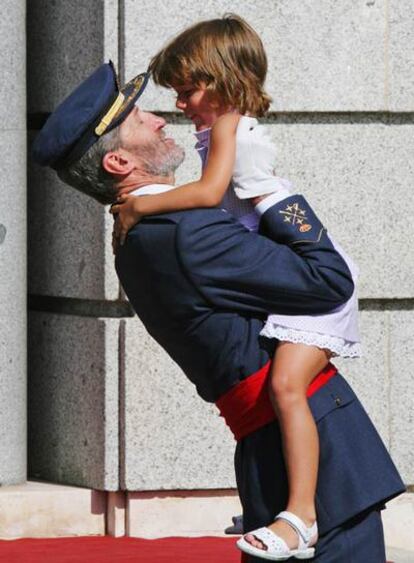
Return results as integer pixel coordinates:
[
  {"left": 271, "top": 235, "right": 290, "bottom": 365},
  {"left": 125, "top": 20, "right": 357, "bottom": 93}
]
[{"left": 245, "top": 342, "right": 329, "bottom": 551}]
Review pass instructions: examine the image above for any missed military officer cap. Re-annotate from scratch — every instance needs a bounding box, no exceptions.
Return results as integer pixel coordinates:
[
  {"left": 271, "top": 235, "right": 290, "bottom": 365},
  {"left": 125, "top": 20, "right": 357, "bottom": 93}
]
[{"left": 32, "top": 61, "right": 149, "bottom": 170}]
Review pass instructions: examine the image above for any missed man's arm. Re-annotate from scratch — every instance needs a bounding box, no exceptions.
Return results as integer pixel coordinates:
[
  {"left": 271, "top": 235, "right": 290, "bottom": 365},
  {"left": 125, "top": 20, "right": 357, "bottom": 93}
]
[{"left": 177, "top": 196, "right": 354, "bottom": 317}]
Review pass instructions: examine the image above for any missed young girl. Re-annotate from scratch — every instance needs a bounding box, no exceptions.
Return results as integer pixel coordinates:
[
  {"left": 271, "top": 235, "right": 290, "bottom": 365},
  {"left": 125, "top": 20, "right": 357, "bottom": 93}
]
[{"left": 110, "top": 15, "right": 360, "bottom": 561}]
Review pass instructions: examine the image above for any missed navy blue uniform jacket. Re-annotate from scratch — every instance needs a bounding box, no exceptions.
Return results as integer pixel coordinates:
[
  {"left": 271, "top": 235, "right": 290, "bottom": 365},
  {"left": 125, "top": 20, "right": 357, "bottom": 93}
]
[
  {"left": 116, "top": 195, "right": 353, "bottom": 402},
  {"left": 116, "top": 194, "right": 404, "bottom": 534}
]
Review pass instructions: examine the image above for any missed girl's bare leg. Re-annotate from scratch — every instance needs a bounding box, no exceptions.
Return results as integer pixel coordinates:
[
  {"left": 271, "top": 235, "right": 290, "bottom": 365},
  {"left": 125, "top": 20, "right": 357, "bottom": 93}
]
[{"left": 245, "top": 342, "right": 330, "bottom": 550}]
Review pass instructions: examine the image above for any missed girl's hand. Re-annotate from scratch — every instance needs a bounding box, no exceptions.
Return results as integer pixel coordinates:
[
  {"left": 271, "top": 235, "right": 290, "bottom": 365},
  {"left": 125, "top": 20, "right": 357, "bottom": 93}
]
[{"left": 110, "top": 194, "right": 143, "bottom": 251}]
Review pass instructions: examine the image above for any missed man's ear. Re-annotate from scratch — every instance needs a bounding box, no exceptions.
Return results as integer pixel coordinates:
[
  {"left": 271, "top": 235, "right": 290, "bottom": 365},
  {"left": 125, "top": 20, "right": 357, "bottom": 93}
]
[{"left": 102, "top": 151, "right": 134, "bottom": 175}]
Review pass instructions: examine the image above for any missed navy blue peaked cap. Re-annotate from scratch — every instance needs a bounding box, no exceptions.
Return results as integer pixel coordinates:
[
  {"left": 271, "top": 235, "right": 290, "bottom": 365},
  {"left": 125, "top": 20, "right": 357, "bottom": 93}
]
[{"left": 32, "top": 62, "right": 149, "bottom": 169}]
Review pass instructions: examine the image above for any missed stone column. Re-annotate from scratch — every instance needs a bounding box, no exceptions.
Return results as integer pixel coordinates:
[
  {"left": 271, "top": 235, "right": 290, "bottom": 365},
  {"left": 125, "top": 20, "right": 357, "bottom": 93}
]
[
  {"left": 0, "top": 0, "right": 26, "bottom": 486},
  {"left": 27, "top": 0, "right": 123, "bottom": 490}
]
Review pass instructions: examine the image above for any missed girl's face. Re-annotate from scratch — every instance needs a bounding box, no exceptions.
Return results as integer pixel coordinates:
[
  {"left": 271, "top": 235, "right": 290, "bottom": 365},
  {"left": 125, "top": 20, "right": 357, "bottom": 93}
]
[{"left": 174, "top": 83, "right": 228, "bottom": 131}]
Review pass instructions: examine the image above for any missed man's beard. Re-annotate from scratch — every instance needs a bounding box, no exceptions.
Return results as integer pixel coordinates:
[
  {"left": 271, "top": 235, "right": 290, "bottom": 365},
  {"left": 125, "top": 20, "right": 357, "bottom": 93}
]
[{"left": 138, "top": 138, "right": 185, "bottom": 177}]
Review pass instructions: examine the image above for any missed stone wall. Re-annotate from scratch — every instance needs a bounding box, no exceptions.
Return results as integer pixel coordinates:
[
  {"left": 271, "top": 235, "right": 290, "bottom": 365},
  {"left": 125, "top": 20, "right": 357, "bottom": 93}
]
[
  {"left": 26, "top": 0, "right": 414, "bottom": 491},
  {"left": 0, "top": 0, "right": 26, "bottom": 486}
]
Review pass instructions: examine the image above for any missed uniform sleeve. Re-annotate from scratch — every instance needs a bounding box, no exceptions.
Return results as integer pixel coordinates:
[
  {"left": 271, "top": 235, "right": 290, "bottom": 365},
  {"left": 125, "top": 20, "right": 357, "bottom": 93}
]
[{"left": 176, "top": 196, "right": 354, "bottom": 317}]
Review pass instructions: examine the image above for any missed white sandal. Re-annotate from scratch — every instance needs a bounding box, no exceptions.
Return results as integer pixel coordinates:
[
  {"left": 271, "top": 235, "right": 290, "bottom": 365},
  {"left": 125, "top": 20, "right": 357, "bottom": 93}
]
[{"left": 236, "top": 510, "right": 318, "bottom": 561}]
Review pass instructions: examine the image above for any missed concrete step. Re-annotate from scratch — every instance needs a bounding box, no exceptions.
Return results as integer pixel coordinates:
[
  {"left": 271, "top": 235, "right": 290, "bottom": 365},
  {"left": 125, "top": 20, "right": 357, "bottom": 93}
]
[
  {"left": 0, "top": 481, "right": 106, "bottom": 539},
  {"left": 387, "top": 546, "right": 414, "bottom": 563},
  {"left": 0, "top": 481, "right": 413, "bottom": 557}
]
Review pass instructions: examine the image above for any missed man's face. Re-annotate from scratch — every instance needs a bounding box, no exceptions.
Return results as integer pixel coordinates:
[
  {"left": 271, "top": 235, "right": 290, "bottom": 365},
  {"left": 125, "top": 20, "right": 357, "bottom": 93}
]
[
  {"left": 119, "top": 107, "right": 184, "bottom": 176},
  {"left": 119, "top": 107, "right": 166, "bottom": 148}
]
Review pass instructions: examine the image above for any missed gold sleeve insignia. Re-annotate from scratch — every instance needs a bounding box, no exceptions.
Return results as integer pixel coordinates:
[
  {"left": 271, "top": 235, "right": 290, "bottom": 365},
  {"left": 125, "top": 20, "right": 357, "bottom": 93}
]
[{"left": 279, "top": 202, "right": 312, "bottom": 232}]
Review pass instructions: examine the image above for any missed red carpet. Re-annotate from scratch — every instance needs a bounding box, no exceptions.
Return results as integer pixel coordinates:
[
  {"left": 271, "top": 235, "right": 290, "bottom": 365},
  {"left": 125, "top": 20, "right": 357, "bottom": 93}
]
[{"left": 0, "top": 536, "right": 241, "bottom": 563}]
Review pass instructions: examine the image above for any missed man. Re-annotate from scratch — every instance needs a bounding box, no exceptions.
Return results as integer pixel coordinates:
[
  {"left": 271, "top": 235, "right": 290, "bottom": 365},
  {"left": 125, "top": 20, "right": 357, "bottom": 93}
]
[{"left": 33, "top": 63, "right": 404, "bottom": 562}]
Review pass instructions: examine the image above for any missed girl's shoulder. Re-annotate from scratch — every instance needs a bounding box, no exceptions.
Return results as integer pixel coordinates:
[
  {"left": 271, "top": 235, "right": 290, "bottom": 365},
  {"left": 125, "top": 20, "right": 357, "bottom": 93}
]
[{"left": 211, "top": 112, "right": 242, "bottom": 137}]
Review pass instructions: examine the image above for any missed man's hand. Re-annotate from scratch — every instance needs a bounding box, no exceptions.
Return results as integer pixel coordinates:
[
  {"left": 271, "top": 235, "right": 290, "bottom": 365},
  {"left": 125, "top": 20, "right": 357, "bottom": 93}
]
[
  {"left": 110, "top": 194, "right": 143, "bottom": 253},
  {"left": 250, "top": 195, "right": 268, "bottom": 206}
]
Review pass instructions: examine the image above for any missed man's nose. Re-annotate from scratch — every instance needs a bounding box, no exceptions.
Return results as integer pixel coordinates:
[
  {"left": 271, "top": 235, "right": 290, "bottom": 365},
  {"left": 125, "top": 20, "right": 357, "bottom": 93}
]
[{"left": 153, "top": 114, "right": 166, "bottom": 130}]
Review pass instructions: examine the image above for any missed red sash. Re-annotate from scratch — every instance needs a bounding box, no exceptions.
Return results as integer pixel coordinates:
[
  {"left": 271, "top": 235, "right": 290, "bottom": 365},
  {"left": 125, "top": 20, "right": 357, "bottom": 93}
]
[{"left": 216, "top": 362, "right": 337, "bottom": 441}]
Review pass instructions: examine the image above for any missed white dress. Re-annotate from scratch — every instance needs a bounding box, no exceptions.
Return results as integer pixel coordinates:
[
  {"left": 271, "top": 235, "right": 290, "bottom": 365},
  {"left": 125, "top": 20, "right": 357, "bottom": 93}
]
[{"left": 194, "top": 122, "right": 361, "bottom": 358}]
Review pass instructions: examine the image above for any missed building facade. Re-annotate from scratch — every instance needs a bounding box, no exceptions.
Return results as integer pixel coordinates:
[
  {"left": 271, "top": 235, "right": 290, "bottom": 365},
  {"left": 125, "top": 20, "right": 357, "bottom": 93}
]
[{"left": 1, "top": 0, "right": 413, "bottom": 515}]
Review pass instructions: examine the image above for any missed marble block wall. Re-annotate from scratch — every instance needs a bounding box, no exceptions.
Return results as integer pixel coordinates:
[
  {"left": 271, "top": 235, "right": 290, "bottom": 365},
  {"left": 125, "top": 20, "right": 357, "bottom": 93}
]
[
  {"left": 27, "top": 0, "right": 414, "bottom": 492},
  {"left": 0, "top": 0, "right": 26, "bottom": 486}
]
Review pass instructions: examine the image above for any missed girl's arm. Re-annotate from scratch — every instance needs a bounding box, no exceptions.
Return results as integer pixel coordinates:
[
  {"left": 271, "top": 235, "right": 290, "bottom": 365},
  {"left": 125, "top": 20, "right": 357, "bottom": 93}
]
[{"left": 111, "top": 113, "right": 241, "bottom": 245}]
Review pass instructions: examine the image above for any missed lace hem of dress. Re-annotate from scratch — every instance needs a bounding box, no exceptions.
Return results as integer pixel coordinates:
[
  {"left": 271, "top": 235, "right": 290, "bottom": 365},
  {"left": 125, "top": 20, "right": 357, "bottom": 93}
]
[{"left": 260, "top": 324, "right": 362, "bottom": 358}]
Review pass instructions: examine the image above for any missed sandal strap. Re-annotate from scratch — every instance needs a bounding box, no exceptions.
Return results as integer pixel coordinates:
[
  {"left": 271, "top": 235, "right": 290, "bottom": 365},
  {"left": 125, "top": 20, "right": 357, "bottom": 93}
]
[
  {"left": 250, "top": 527, "right": 290, "bottom": 553},
  {"left": 275, "top": 511, "right": 318, "bottom": 550}
]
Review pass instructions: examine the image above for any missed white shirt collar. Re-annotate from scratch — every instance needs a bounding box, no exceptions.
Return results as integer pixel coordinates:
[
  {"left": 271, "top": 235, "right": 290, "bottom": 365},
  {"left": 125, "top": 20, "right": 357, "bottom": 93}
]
[{"left": 130, "top": 183, "right": 176, "bottom": 197}]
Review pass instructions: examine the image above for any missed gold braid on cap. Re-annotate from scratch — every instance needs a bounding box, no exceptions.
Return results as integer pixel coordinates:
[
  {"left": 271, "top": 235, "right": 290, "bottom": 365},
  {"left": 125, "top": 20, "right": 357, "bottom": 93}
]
[{"left": 94, "top": 92, "right": 125, "bottom": 136}]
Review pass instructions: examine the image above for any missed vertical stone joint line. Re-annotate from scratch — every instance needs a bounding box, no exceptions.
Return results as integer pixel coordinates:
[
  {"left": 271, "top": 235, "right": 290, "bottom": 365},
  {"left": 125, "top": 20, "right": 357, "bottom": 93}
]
[
  {"left": 385, "top": 310, "right": 392, "bottom": 452},
  {"left": 117, "top": 0, "right": 126, "bottom": 302},
  {"left": 118, "top": 320, "right": 127, "bottom": 491},
  {"left": 118, "top": 0, "right": 125, "bottom": 84},
  {"left": 384, "top": 0, "right": 390, "bottom": 110}
]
